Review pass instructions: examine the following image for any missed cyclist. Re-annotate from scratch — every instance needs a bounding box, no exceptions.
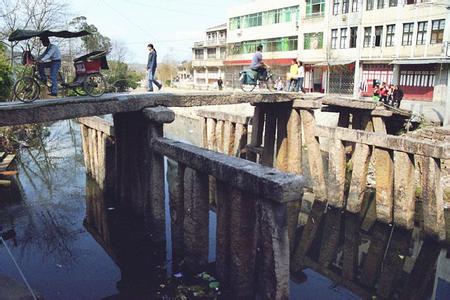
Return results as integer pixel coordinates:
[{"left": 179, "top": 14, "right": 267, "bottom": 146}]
[
  {"left": 250, "top": 44, "right": 268, "bottom": 80},
  {"left": 37, "top": 36, "right": 61, "bottom": 96}
]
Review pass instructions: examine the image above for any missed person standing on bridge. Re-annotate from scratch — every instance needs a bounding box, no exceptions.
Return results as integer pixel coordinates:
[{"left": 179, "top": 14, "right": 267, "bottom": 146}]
[{"left": 147, "top": 43, "right": 162, "bottom": 92}]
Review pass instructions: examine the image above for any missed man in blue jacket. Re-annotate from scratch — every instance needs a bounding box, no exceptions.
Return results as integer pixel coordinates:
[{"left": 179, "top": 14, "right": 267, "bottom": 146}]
[{"left": 147, "top": 43, "right": 162, "bottom": 92}]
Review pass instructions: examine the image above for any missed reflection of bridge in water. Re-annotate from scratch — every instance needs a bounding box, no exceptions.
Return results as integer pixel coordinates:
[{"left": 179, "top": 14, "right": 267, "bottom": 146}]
[{"left": 1, "top": 92, "right": 449, "bottom": 298}]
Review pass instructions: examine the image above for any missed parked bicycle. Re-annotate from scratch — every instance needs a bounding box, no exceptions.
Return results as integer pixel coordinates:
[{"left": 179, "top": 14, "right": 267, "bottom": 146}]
[
  {"left": 239, "top": 67, "right": 275, "bottom": 92},
  {"left": 9, "top": 29, "right": 108, "bottom": 103}
]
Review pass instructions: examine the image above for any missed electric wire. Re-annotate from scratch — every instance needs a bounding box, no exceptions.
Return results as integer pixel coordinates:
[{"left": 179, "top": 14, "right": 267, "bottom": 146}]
[{"left": 0, "top": 236, "right": 37, "bottom": 300}]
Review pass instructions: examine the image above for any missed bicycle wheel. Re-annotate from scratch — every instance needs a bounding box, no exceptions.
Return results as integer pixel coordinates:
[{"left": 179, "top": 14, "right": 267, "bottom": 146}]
[
  {"left": 13, "top": 76, "right": 40, "bottom": 103},
  {"left": 83, "top": 73, "right": 106, "bottom": 97},
  {"left": 239, "top": 73, "right": 256, "bottom": 92}
]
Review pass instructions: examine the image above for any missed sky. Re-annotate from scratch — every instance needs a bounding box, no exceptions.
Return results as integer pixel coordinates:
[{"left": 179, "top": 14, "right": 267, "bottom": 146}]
[{"left": 70, "top": 0, "right": 243, "bottom": 64}]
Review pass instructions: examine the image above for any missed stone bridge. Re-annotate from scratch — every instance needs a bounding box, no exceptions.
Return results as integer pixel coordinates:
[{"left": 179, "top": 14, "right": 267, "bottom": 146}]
[{"left": 1, "top": 92, "right": 448, "bottom": 299}]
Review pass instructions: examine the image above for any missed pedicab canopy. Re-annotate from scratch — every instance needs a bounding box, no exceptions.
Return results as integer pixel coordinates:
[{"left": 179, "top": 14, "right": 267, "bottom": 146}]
[{"left": 8, "top": 29, "right": 90, "bottom": 42}]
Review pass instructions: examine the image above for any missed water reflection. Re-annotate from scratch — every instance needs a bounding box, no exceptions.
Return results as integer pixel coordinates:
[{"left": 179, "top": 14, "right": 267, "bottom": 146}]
[
  {"left": 290, "top": 200, "right": 450, "bottom": 300},
  {"left": 0, "top": 120, "right": 119, "bottom": 300},
  {"left": 85, "top": 177, "right": 166, "bottom": 298}
]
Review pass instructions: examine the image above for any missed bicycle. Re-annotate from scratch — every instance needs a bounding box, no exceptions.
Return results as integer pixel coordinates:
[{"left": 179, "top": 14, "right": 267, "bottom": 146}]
[{"left": 239, "top": 68, "right": 275, "bottom": 92}]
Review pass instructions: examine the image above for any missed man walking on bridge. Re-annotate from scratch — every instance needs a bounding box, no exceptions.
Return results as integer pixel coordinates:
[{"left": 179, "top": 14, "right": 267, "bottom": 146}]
[{"left": 147, "top": 43, "right": 162, "bottom": 92}]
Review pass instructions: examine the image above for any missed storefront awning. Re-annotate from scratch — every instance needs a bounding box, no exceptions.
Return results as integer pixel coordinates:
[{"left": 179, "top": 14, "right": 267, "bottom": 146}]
[
  {"left": 390, "top": 58, "right": 450, "bottom": 65},
  {"left": 314, "top": 60, "right": 355, "bottom": 66}
]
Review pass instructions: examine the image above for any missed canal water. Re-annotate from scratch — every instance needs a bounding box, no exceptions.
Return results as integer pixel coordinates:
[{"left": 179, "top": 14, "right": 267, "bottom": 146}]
[{"left": 0, "top": 120, "right": 449, "bottom": 299}]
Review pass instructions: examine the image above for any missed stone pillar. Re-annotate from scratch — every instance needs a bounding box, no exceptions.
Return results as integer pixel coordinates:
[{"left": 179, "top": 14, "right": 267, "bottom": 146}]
[
  {"left": 445, "top": 67, "right": 450, "bottom": 127},
  {"left": 353, "top": 59, "right": 362, "bottom": 99},
  {"left": 392, "top": 64, "right": 400, "bottom": 85}
]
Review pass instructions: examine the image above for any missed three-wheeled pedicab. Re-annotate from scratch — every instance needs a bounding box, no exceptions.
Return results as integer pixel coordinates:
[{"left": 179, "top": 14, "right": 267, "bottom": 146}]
[{"left": 8, "top": 29, "right": 109, "bottom": 102}]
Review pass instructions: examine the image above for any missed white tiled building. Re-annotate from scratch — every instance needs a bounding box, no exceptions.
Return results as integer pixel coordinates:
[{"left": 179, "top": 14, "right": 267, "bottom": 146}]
[
  {"left": 192, "top": 24, "right": 227, "bottom": 89},
  {"left": 225, "top": 0, "right": 301, "bottom": 88},
  {"left": 298, "top": 0, "right": 450, "bottom": 103}
]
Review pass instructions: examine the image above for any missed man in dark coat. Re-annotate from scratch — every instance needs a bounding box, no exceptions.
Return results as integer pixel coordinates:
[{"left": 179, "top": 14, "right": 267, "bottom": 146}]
[{"left": 147, "top": 43, "right": 162, "bottom": 92}]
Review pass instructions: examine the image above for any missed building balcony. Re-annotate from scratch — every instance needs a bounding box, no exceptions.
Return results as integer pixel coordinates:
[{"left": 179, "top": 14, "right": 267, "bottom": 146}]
[{"left": 192, "top": 59, "right": 225, "bottom": 67}]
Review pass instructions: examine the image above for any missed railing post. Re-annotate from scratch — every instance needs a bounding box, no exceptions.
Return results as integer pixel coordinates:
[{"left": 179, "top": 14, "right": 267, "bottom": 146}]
[{"left": 142, "top": 107, "right": 175, "bottom": 246}]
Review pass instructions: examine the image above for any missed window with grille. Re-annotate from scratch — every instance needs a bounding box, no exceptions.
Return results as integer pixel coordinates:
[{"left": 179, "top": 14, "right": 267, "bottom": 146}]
[
  {"left": 363, "top": 27, "right": 372, "bottom": 47},
  {"left": 374, "top": 26, "right": 383, "bottom": 47},
  {"left": 389, "top": 0, "right": 397, "bottom": 6},
  {"left": 350, "top": 27, "right": 358, "bottom": 48},
  {"left": 351, "top": 0, "right": 359, "bottom": 12},
  {"left": 416, "top": 21, "right": 427, "bottom": 45},
  {"left": 195, "top": 49, "right": 204, "bottom": 60},
  {"left": 385, "top": 24, "right": 395, "bottom": 46},
  {"left": 431, "top": 19, "right": 445, "bottom": 44},
  {"left": 402, "top": 23, "right": 414, "bottom": 46},
  {"left": 342, "top": 0, "right": 349, "bottom": 13},
  {"left": 304, "top": 32, "right": 324, "bottom": 49},
  {"left": 306, "top": 0, "right": 326, "bottom": 16},
  {"left": 331, "top": 29, "right": 338, "bottom": 49},
  {"left": 340, "top": 28, "right": 348, "bottom": 48},
  {"left": 377, "top": 0, "right": 384, "bottom": 9},
  {"left": 400, "top": 70, "right": 435, "bottom": 87},
  {"left": 366, "top": 0, "right": 374, "bottom": 10},
  {"left": 207, "top": 48, "right": 216, "bottom": 59},
  {"left": 333, "top": 0, "right": 339, "bottom": 15}
]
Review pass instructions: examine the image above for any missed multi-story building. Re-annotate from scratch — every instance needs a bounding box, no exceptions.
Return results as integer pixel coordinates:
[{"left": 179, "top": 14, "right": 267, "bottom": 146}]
[
  {"left": 225, "top": 0, "right": 300, "bottom": 87},
  {"left": 299, "top": 0, "right": 450, "bottom": 103},
  {"left": 192, "top": 24, "right": 227, "bottom": 89}
]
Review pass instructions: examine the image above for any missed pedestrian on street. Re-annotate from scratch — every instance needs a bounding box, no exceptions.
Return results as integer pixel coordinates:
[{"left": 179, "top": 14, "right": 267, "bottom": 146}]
[
  {"left": 296, "top": 61, "right": 305, "bottom": 93},
  {"left": 217, "top": 78, "right": 223, "bottom": 90},
  {"left": 288, "top": 59, "right": 298, "bottom": 92},
  {"left": 147, "top": 43, "right": 162, "bottom": 92},
  {"left": 392, "top": 85, "right": 404, "bottom": 108}
]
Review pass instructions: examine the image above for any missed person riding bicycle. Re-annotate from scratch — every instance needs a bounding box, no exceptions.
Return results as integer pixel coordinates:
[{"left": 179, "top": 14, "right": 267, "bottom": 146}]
[
  {"left": 250, "top": 44, "right": 268, "bottom": 80},
  {"left": 37, "top": 36, "right": 61, "bottom": 96}
]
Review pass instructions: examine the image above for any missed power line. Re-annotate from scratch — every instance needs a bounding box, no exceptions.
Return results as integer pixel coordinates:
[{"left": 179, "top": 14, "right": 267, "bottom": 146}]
[
  {"left": 98, "top": 0, "right": 159, "bottom": 41},
  {"left": 126, "top": 0, "right": 215, "bottom": 17}
]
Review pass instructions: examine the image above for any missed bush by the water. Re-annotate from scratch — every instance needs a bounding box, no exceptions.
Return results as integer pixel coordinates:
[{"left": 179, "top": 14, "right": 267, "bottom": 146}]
[{"left": 0, "top": 44, "right": 13, "bottom": 101}]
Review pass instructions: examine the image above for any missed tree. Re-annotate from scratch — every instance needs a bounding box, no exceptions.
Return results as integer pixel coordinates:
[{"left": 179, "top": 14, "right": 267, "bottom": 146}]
[
  {"left": 0, "top": 43, "right": 13, "bottom": 100},
  {"left": 69, "top": 16, "right": 111, "bottom": 53}
]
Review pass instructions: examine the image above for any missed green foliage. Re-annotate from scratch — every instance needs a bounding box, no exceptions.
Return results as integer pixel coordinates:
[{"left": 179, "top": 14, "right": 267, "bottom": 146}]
[
  {"left": 70, "top": 16, "right": 111, "bottom": 52},
  {"left": 0, "top": 44, "right": 13, "bottom": 101},
  {"left": 104, "top": 60, "right": 144, "bottom": 92}
]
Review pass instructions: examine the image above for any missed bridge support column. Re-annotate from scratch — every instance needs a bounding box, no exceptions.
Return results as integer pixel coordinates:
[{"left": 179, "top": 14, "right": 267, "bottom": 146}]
[{"left": 113, "top": 106, "right": 175, "bottom": 241}]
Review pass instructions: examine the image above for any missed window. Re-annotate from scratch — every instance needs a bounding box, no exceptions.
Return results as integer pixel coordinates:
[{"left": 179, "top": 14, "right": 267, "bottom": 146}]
[
  {"left": 352, "top": 0, "right": 359, "bottom": 12},
  {"left": 220, "top": 47, "right": 226, "bottom": 59},
  {"left": 377, "top": 0, "right": 384, "bottom": 9},
  {"left": 195, "top": 49, "right": 204, "bottom": 60},
  {"left": 402, "top": 23, "right": 414, "bottom": 46},
  {"left": 416, "top": 21, "right": 427, "bottom": 45},
  {"left": 230, "top": 6, "right": 299, "bottom": 30},
  {"left": 385, "top": 24, "right": 395, "bottom": 46},
  {"left": 228, "top": 36, "right": 298, "bottom": 55},
  {"left": 207, "top": 48, "right": 216, "bottom": 59},
  {"left": 389, "top": 0, "right": 397, "bottom": 6},
  {"left": 229, "top": 17, "right": 240, "bottom": 30},
  {"left": 304, "top": 32, "right": 324, "bottom": 49},
  {"left": 374, "top": 26, "right": 383, "bottom": 46},
  {"left": 363, "top": 27, "right": 372, "bottom": 47},
  {"left": 431, "top": 19, "right": 445, "bottom": 44},
  {"left": 333, "top": 0, "right": 339, "bottom": 15},
  {"left": 342, "top": 0, "right": 349, "bottom": 13},
  {"left": 331, "top": 29, "right": 338, "bottom": 49},
  {"left": 350, "top": 27, "right": 358, "bottom": 48},
  {"left": 340, "top": 28, "right": 348, "bottom": 48},
  {"left": 366, "top": 0, "right": 374, "bottom": 10},
  {"left": 306, "top": 0, "right": 325, "bottom": 17}
]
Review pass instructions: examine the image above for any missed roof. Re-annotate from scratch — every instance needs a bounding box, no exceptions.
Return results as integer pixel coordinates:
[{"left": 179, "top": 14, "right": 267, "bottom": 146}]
[
  {"left": 8, "top": 29, "right": 90, "bottom": 42},
  {"left": 206, "top": 23, "right": 227, "bottom": 32}
]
